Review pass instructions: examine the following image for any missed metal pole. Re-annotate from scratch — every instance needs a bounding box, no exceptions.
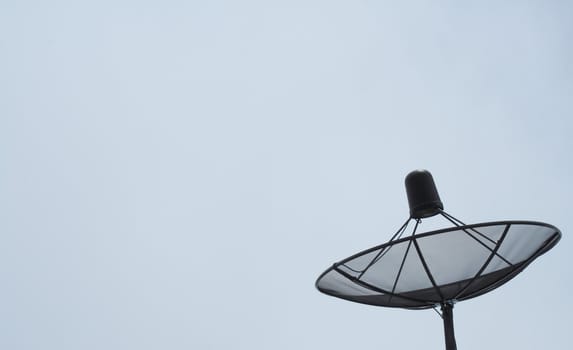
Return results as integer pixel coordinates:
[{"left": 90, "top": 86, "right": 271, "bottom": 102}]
[{"left": 441, "top": 302, "right": 457, "bottom": 350}]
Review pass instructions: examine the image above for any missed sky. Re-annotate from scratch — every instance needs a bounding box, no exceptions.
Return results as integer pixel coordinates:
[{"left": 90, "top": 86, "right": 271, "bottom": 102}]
[{"left": 1, "top": 1, "right": 572, "bottom": 349}]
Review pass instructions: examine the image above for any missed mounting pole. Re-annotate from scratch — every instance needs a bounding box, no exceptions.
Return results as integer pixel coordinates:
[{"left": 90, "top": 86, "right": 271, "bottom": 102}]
[{"left": 441, "top": 302, "right": 457, "bottom": 350}]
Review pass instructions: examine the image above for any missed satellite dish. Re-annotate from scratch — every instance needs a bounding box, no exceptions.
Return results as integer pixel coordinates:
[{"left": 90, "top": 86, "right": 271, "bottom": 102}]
[{"left": 315, "top": 170, "right": 561, "bottom": 350}]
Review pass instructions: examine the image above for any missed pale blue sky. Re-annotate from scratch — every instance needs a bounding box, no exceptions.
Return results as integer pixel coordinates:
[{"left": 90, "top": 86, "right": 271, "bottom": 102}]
[{"left": 1, "top": 1, "right": 572, "bottom": 349}]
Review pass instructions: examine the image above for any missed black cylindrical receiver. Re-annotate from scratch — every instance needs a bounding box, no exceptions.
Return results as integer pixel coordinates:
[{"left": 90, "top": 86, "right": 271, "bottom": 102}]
[{"left": 405, "top": 170, "right": 444, "bottom": 219}]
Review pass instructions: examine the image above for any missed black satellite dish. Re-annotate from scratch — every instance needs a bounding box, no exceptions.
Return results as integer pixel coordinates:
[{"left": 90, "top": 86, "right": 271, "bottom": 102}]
[{"left": 316, "top": 170, "right": 561, "bottom": 350}]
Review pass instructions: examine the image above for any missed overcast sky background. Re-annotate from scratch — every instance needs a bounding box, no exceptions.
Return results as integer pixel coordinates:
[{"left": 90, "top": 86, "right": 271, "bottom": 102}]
[{"left": 1, "top": 1, "right": 572, "bottom": 349}]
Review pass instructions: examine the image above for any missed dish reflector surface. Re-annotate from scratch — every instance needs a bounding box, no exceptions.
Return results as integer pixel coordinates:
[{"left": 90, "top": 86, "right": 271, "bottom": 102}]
[{"left": 316, "top": 221, "right": 560, "bottom": 309}]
